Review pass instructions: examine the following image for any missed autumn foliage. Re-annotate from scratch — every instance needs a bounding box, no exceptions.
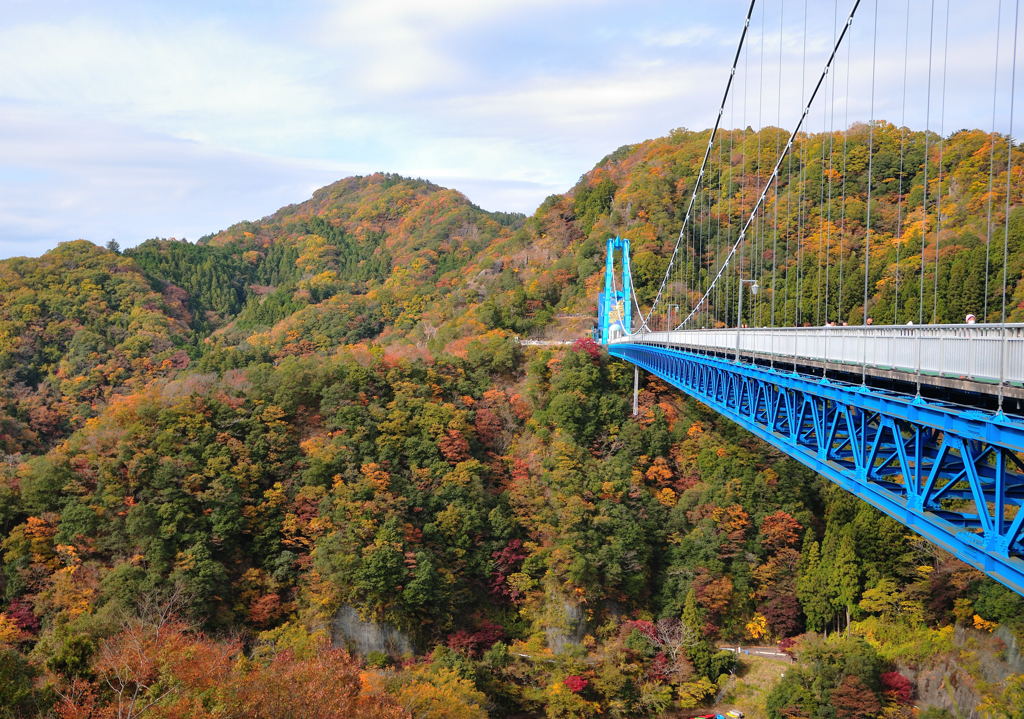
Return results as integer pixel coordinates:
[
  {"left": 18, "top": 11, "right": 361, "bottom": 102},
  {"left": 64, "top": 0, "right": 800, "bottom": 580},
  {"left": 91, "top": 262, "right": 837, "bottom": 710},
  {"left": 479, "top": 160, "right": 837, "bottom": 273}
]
[
  {"left": 52, "top": 612, "right": 408, "bottom": 719},
  {"left": 1, "top": 128, "right": 1022, "bottom": 717}
]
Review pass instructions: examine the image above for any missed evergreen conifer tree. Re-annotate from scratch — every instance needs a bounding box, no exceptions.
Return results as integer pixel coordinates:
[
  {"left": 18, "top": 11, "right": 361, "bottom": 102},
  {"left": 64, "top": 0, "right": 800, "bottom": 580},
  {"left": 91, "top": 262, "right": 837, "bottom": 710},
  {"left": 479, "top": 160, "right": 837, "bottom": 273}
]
[
  {"left": 682, "top": 588, "right": 703, "bottom": 633},
  {"left": 831, "top": 531, "right": 860, "bottom": 632},
  {"left": 796, "top": 538, "right": 833, "bottom": 632}
]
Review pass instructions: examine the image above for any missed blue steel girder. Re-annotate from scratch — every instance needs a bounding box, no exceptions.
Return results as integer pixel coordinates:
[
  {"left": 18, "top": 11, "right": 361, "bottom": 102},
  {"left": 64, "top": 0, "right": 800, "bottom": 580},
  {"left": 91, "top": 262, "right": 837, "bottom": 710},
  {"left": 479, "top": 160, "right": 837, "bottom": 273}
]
[{"left": 609, "top": 342, "right": 1024, "bottom": 596}]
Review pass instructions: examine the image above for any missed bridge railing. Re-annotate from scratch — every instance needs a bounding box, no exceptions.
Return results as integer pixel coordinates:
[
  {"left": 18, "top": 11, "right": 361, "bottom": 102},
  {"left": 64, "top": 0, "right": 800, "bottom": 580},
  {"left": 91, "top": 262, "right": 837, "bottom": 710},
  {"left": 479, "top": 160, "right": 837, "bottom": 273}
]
[{"left": 614, "top": 324, "right": 1024, "bottom": 387}]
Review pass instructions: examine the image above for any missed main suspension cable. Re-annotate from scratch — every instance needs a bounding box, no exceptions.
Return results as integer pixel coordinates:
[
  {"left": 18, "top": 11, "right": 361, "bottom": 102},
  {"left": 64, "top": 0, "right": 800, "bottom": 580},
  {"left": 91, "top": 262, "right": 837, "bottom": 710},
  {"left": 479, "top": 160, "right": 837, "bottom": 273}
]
[
  {"left": 680, "top": 0, "right": 865, "bottom": 328},
  {"left": 636, "top": 0, "right": 759, "bottom": 332}
]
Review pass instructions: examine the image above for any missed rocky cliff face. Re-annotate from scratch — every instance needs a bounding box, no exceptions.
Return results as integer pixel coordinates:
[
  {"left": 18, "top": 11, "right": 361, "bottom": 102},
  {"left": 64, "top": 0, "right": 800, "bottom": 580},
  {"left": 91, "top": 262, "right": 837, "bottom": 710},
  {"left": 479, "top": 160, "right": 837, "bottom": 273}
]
[
  {"left": 543, "top": 594, "right": 590, "bottom": 654},
  {"left": 901, "top": 626, "right": 1024, "bottom": 718},
  {"left": 331, "top": 605, "right": 415, "bottom": 657}
]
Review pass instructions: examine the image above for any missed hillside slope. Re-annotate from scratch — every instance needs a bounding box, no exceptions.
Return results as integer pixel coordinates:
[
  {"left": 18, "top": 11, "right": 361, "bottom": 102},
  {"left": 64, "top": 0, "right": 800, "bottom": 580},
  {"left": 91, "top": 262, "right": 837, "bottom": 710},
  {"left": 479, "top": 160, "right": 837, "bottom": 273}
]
[
  {"left": 0, "top": 241, "right": 193, "bottom": 451},
  {"left": 129, "top": 174, "right": 524, "bottom": 347},
  {"left": 1, "top": 126, "right": 1024, "bottom": 718},
  {"left": 123, "top": 125, "right": 1024, "bottom": 362}
]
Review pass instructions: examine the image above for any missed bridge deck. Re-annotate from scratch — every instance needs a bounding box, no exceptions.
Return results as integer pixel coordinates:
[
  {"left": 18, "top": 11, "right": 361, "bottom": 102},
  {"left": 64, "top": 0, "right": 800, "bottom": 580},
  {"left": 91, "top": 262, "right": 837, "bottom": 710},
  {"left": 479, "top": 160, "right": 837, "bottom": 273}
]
[{"left": 615, "top": 324, "right": 1024, "bottom": 402}]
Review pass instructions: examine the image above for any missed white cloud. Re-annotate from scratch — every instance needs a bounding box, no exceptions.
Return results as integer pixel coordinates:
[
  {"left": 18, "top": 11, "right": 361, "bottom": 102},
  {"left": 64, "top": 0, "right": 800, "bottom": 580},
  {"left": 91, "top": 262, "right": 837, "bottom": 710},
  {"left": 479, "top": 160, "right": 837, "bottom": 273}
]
[
  {"left": 641, "top": 26, "right": 719, "bottom": 48},
  {"left": 456, "top": 72, "right": 696, "bottom": 127},
  {"left": 0, "top": 0, "right": 1014, "bottom": 258},
  {"left": 318, "top": 0, "right": 606, "bottom": 93},
  {"left": 0, "top": 105, "right": 360, "bottom": 257},
  {"left": 0, "top": 18, "right": 336, "bottom": 153},
  {"left": 427, "top": 175, "right": 566, "bottom": 214}
]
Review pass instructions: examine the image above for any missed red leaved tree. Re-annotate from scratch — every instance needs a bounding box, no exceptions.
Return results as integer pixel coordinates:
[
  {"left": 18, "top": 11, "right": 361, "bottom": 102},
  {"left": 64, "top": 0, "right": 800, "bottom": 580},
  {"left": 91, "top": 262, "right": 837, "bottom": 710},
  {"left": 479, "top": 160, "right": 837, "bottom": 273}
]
[
  {"left": 760, "top": 511, "right": 803, "bottom": 551},
  {"left": 563, "top": 675, "right": 589, "bottom": 693},
  {"left": 880, "top": 671, "right": 914, "bottom": 703},
  {"left": 571, "top": 337, "right": 602, "bottom": 361},
  {"left": 831, "top": 675, "right": 882, "bottom": 719},
  {"left": 56, "top": 614, "right": 236, "bottom": 719}
]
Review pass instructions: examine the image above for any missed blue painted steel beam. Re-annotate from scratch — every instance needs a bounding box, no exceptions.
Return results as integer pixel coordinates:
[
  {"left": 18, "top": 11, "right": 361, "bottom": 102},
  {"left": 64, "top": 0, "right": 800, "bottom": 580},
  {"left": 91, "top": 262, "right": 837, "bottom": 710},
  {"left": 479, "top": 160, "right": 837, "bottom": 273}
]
[{"left": 609, "top": 342, "right": 1024, "bottom": 596}]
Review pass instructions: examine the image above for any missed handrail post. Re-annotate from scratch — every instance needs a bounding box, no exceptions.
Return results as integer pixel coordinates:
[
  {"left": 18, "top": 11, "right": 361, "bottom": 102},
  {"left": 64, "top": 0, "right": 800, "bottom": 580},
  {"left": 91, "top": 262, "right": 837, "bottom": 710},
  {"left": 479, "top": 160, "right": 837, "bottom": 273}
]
[
  {"left": 861, "top": 325, "right": 869, "bottom": 386},
  {"left": 915, "top": 325, "right": 923, "bottom": 398},
  {"left": 736, "top": 286, "right": 744, "bottom": 361},
  {"left": 968, "top": 329, "right": 974, "bottom": 380},
  {"left": 939, "top": 330, "right": 944, "bottom": 379},
  {"left": 824, "top": 326, "right": 829, "bottom": 381},
  {"left": 999, "top": 323, "right": 1009, "bottom": 413}
]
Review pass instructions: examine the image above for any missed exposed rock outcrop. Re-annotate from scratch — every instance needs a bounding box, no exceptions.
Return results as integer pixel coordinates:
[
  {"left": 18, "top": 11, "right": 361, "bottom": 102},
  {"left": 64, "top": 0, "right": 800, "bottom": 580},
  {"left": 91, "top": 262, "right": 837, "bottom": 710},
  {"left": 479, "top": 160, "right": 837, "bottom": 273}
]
[{"left": 331, "top": 605, "right": 415, "bottom": 657}]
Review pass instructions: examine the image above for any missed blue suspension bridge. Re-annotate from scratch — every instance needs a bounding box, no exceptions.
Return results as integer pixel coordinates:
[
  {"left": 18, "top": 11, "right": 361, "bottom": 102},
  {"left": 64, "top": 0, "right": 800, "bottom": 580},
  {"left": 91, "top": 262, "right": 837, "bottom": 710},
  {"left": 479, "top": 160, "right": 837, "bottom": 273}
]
[{"left": 598, "top": 0, "right": 1024, "bottom": 595}]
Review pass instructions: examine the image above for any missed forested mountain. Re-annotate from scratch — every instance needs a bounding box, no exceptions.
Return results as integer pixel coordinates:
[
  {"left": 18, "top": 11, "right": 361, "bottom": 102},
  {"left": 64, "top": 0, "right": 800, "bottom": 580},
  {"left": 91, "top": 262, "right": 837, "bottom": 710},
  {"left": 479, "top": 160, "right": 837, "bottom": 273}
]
[
  {"left": 1, "top": 126, "right": 1023, "bottom": 719},
  {"left": 0, "top": 241, "right": 193, "bottom": 454}
]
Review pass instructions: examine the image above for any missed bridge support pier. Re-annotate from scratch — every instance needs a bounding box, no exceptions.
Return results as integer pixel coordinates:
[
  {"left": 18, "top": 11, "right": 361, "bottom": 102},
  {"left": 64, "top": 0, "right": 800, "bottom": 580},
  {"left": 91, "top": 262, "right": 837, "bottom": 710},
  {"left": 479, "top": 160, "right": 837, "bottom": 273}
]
[{"left": 633, "top": 366, "right": 639, "bottom": 416}]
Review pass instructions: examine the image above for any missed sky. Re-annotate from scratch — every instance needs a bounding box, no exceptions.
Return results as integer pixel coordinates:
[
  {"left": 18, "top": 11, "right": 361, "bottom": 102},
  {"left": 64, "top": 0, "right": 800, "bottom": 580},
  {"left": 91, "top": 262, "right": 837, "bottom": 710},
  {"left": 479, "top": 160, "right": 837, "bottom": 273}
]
[{"left": 0, "top": 0, "right": 1018, "bottom": 258}]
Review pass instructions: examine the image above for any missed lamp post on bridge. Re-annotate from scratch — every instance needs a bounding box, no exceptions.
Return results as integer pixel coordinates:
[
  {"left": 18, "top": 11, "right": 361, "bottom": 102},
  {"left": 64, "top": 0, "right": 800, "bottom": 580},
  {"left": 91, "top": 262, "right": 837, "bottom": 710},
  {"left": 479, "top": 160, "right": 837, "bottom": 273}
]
[
  {"left": 736, "top": 279, "right": 759, "bottom": 360},
  {"left": 666, "top": 304, "right": 679, "bottom": 332}
]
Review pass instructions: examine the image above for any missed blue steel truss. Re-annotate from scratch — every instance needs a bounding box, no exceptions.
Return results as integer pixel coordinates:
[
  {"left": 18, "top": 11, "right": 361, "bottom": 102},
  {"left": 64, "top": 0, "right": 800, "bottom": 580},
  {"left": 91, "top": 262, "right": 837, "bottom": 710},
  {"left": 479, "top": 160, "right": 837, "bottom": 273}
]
[{"left": 609, "top": 342, "right": 1024, "bottom": 596}]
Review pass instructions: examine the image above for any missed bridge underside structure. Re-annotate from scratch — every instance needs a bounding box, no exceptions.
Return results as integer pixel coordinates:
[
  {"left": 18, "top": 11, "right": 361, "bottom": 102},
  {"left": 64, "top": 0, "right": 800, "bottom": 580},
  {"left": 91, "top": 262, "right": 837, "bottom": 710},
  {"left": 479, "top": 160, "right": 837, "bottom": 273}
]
[{"left": 609, "top": 340, "right": 1024, "bottom": 596}]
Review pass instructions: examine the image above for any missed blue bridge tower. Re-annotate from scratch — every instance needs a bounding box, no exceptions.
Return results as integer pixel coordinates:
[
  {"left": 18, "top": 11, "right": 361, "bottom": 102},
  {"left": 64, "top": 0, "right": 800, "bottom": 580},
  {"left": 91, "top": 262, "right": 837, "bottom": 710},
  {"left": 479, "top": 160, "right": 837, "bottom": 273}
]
[{"left": 598, "top": 236, "right": 632, "bottom": 344}]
